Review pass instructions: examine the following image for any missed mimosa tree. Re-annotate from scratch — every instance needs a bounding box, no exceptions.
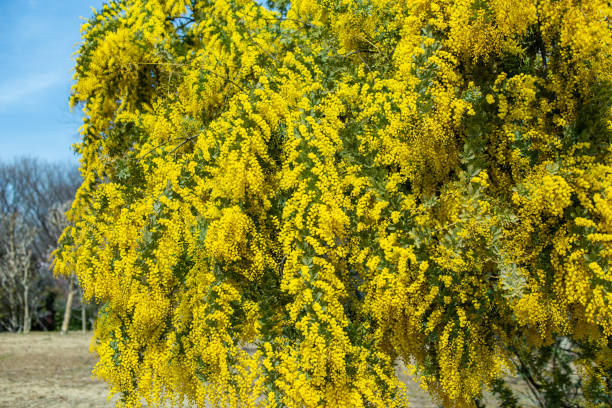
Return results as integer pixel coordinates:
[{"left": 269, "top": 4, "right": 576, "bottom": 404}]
[{"left": 55, "top": 0, "right": 611, "bottom": 406}]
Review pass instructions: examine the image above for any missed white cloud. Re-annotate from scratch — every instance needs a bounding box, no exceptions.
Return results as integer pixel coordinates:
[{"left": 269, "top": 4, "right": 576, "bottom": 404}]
[{"left": 0, "top": 71, "right": 65, "bottom": 109}]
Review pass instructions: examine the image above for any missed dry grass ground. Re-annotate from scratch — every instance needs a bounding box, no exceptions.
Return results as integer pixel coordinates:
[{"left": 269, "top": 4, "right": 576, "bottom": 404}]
[
  {"left": 0, "top": 331, "right": 116, "bottom": 408},
  {"left": 1, "top": 331, "right": 533, "bottom": 408}
]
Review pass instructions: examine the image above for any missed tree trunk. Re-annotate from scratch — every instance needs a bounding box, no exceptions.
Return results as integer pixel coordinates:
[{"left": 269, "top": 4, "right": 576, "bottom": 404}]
[
  {"left": 61, "top": 276, "right": 75, "bottom": 335},
  {"left": 9, "top": 289, "right": 19, "bottom": 332},
  {"left": 80, "top": 288, "right": 86, "bottom": 333},
  {"left": 23, "top": 284, "right": 30, "bottom": 334}
]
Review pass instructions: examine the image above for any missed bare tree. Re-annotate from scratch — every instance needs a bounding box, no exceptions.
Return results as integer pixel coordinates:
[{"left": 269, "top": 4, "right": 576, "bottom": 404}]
[
  {"left": 0, "top": 158, "right": 81, "bottom": 332},
  {"left": 0, "top": 214, "right": 21, "bottom": 331},
  {"left": 0, "top": 158, "right": 80, "bottom": 259},
  {"left": 0, "top": 212, "right": 37, "bottom": 333}
]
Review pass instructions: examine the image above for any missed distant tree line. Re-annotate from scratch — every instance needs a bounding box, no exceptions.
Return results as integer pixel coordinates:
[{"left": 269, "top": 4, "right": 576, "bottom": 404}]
[{"left": 0, "top": 157, "right": 91, "bottom": 333}]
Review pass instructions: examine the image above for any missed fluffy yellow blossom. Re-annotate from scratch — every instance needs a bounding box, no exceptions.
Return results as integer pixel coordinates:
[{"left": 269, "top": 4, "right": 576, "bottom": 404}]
[{"left": 54, "top": 0, "right": 611, "bottom": 407}]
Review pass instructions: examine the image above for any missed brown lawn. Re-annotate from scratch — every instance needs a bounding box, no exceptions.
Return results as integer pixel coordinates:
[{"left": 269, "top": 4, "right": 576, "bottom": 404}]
[{"left": 0, "top": 331, "right": 115, "bottom": 408}]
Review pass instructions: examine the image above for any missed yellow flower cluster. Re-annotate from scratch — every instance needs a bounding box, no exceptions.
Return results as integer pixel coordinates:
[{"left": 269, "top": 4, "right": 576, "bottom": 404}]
[{"left": 53, "top": 0, "right": 611, "bottom": 407}]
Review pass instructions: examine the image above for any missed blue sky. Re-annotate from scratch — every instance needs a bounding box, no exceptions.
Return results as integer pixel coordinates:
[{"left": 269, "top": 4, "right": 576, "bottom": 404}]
[{"left": 0, "top": 0, "right": 103, "bottom": 163}]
